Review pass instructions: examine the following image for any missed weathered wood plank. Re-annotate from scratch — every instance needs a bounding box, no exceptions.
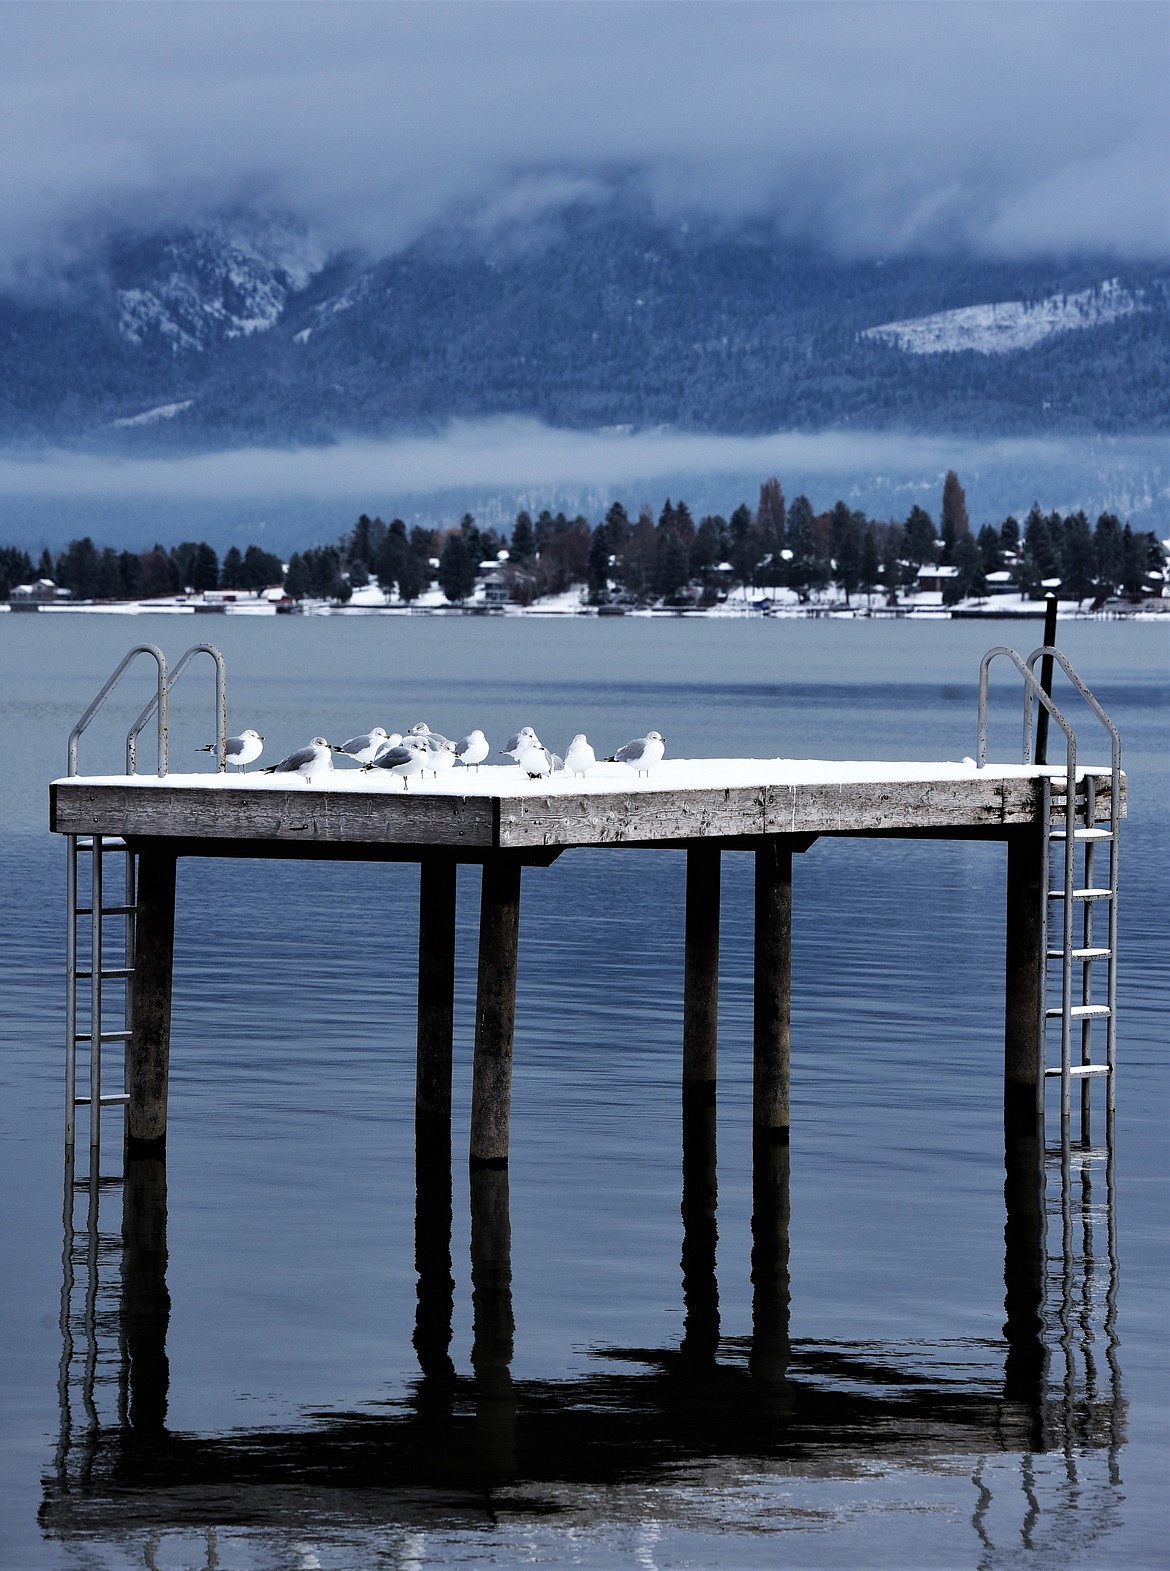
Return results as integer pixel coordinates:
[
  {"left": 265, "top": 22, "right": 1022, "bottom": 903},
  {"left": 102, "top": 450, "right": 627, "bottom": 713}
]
[
  {"left": 470, "top": 856, "right": 522, "bottom": 1167},
  {"left": 51, "top": 782, "right": 497, "bottom": 848},
  {"left": 127, "top": 845, "right": 177, "bottom": 1152}
]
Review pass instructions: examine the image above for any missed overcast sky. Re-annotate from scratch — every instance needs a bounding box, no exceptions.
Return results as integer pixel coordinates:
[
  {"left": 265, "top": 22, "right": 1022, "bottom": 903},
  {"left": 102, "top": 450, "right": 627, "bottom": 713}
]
[{"left": 2, "top": 0, "right": 1167, "bottom": 276}]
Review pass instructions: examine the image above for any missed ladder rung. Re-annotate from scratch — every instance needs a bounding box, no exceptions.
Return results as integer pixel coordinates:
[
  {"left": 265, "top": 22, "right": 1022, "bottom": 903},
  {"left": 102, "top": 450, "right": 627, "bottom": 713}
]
[
  {"left": 74, "top": 906, "right": 137, "bottom": 919},
  {"left": 1045, "top": 1065, "right": 1111, "bottom": 1079},
  {"left": 76, "top": 967, "right": 135, "bottom": 980},
  {"left": 1047, "top": 947, "right": 1112, "bottom": 961},
  {"left": 1045, "top": 1005, "right": 1111, "bottom": 1020},
  {"left": 73, "top": 1030, "right": 133, "bottom": 1043},
  {"left": 1049, "top": 827, "right": 1113, "bottom": 841},
  {"left": 73, "top": 1093, "right": 131, "bottom": 1106},
  {"left": 1048, "top": 888, "right": 1113, "bottom": 901}
]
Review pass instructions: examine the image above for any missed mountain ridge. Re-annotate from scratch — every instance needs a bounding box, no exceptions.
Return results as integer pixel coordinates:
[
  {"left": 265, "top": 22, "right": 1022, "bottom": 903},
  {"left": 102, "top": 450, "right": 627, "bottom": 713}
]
[{"left": 1, "top": 205, "right": 1167, "bottom": 453}]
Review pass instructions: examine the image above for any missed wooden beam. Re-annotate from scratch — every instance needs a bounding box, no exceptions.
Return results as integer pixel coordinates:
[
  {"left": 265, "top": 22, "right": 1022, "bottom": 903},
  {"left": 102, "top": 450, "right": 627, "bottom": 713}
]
[
  {"left": 753, "top": 840, "right": 793, "bottom": 1142},
  {"left": 680, "top": 1091, "right": 719, "bottom": 1365},
  {"left": 1004, "top": 825, "right": 1046, "bottom": 1138},
  {"left": 120, "top": 1155, "right": 170, "bottom": 1431},
  {"left": 682, "top": 843, "right": 720, "bottom": 1099},
  {"left": 126, "top": 845, "right": 177, "bottom": 1154},
  {"left": 416, "top": 857, "right": 457, "bottom": 1124},
  {"left": 469, "top": 856, "right": 522, "bottom": 1168},
  {"left": 750, "top": 1134, "right": 792, "bottom": 1392}
]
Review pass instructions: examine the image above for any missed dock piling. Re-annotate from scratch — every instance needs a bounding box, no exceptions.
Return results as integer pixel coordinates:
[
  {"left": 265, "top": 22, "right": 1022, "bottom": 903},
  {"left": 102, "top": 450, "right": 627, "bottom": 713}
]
[
  {"left": 470, "top": 855, "right": 522, "bottom": 1168},
  {"left": 1005, "top": 825, "right": 1046, "bottom": 1138},
  {"left": 126, "top": 845, "right": 177, "bottom": 1154},
  {"left": 683, "top": 844, "right": 720, "bottom": 1104},
  {"left": 416, "top": 856, "right": 457, "bottom": 1124},
  {"left": 753, "top": 840, "right": 793, "bottom": 1143}
]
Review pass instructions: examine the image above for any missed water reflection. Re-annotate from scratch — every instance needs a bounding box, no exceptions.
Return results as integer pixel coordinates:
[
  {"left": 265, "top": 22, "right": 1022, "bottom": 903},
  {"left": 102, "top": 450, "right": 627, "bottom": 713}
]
[{"left": 42, "top": 1121, "right": 1124, "bottom": 1560}]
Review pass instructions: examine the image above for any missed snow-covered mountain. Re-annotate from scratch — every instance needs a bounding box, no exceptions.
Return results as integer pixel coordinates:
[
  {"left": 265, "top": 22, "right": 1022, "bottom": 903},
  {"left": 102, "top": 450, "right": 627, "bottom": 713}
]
[
  {"left": 114, "top": 216, "right": 326, "bottom": 351},
  {"left": 860, "top": 279, "right": 1146, "bottom": 355},
  {"left": 1, "top": 205, "right": 1166, "bottom": 447}
]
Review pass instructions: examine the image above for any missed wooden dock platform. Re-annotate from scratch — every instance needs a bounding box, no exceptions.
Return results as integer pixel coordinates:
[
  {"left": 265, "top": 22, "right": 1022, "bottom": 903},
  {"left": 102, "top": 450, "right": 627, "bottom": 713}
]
[{"left": 50, "top": 753, "right": 1124, "bottom": 1166}]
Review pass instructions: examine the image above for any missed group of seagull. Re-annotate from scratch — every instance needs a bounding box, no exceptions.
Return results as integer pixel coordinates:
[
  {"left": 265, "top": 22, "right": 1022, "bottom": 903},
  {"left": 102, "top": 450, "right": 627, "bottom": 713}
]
[{"left": 198, "top": 723, "right": 666, "bottom": 787}]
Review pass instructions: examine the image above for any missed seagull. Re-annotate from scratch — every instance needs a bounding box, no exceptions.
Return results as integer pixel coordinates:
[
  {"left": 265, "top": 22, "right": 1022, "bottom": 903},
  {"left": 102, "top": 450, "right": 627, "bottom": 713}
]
[
  {"left": 370, "top": 733, "right": 404, "bottom": 762},
  {"left": 518, "top": 740, "right": 563, "bottom": 778},
  {"left": 330, "top": 727, "right": 390, "bottom": 765},
  {"left": 261, "top": 737, "right": 334, "bottom": 785},
  {"left": 362, "top": 734, "right": 429, "bottom": 788},
  {"left": 608, "top": 731, "right": 666, "bottom": 775},
  {"left": 407, "top": 723, "right": 457, "bottom": 773},
  {"left": 502, "top": 726, "right": 541, "bottom": 760},
  {"left": 455, "top": 729, "right": 490, "bottom": 768},
  {"left": 563, "top": 733, "right": 596, "bottom": 777},
  {"left": 196, "top": 729, "right": 264, "bottom": 772}
]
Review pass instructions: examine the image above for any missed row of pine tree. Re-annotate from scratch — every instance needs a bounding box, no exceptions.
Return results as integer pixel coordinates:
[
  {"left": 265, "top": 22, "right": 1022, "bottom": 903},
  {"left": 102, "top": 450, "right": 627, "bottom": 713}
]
[{"left": 1, "top": 473, "right": 1163, "bottom": 608}]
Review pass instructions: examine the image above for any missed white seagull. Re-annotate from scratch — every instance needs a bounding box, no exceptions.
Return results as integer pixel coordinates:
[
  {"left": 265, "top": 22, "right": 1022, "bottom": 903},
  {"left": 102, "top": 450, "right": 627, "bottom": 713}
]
[
  {"left": 261, "top": 737, "right": 334, "bottom": 785},
  {"left": 608, "top": 731, "right": 666, "bottom": 775},
  {"left": 455, "top": 729, "right": 490, "bottom": 768},
  {"left": 563, "top": 733, "right": 596, "bottom": 777},
  {"left": 196, "top": 729, "right": 264, "bottom": 771},
  {"left": 363, "top": 733, "right": 430, "bottom": 788},
  {"left": 408, "top": 723, "right": 457, "bottom": 773},
  {"left": 330, "top": 726, "right": 390, "bottom": 765},
  {"left": 518, "top": 740, "right": 563, "bottom": 778},
  {"left": 502, "top": 726, "right": 541, "bottom": 761}
]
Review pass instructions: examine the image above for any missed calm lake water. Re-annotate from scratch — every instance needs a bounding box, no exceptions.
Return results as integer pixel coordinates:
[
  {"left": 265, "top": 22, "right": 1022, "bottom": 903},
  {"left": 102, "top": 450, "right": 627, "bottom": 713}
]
[{"left": 1, "top": 612, "right": 1167, "bottom": 1570}]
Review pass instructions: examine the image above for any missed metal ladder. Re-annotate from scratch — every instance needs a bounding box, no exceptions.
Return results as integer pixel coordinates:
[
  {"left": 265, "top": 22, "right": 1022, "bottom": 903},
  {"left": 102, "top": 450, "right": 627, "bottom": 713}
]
[
  {"left": 978, "top": 645, "right": 1122, "bottom": 1141},
  {"left": 65, "top": 643, "right": 228, "bottom": 1158}
]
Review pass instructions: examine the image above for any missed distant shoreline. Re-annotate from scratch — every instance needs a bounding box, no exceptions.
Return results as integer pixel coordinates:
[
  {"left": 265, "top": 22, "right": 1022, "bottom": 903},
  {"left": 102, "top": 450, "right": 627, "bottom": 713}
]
[{"left": 3, "top": 598, "right": 1166, "bottom": 622}]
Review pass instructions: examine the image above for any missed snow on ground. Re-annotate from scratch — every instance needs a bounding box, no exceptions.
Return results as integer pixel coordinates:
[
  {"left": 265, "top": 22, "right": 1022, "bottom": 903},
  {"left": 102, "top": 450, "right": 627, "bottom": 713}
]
[
  {"left": 861, "top": 279, "right": 1145, "bottom": 356},
  {"left": 56, "top": 756, "right": 1088, "bottom": 799}
]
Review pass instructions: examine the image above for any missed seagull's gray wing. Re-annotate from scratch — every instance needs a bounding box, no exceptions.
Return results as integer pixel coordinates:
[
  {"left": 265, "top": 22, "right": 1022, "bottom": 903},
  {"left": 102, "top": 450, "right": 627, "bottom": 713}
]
[
  {"left": 503, "top": 730, "right": 522, "bottom": 753},
  {"left": 271, "top": 745, "right": 318, "bottom": 773},
  {"left": 335, "top": 732, "right": 372, "bottom": 756},
  {"left": 610, "top": 739, "right": 645, "bottom": 764},
  {"left": 366, "top": 745, "right": 412, "bottom": 770},
  {"left": 224, "top": 736, "right": 246, "bottom": 758}
]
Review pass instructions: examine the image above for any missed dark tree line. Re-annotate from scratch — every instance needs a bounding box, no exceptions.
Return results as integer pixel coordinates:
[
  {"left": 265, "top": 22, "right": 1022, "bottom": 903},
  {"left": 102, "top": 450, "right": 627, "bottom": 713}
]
[{"left": 3, "top": 470, "right": 1163, "bottom": 609}]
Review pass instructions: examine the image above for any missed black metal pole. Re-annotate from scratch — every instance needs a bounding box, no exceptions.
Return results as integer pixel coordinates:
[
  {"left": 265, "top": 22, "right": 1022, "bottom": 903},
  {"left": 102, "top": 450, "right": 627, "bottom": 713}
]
[{"left": 1034, "top": 593, "right": 1058, "bottom": 765}]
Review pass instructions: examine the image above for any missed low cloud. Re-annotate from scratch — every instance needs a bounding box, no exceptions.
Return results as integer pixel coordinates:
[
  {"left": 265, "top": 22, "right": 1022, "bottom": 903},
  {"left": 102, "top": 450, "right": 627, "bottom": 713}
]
[{"left": 0, "top": 2, "right": 1166, "bottom": 276}]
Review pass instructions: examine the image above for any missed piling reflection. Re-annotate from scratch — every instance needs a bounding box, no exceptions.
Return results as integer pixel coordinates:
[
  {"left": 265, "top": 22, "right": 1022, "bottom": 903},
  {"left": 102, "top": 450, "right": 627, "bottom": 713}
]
[{"left": 43, "top": 1123, "right": 1126, "bottom": 1559}]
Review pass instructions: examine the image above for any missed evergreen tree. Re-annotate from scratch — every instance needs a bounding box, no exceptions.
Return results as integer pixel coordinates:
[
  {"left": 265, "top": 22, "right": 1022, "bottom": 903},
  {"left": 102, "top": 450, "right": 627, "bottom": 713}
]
[
  {"left": 534, "top": 510, "right": 555, "bottom": 554},
  {"left": 879, "top": 534, "right": 902, "bottom": 605},
  {"left": 140, "top": 545, "right": 180, "bottom": 598},
  {"left": 945, "top": 534, "right": 987, "bottom": 605},
  {"left": 96, "top": 547, "right": 122, "bottom": 599},
  {"left": 1061, "top": 512, "right": 1097, "bottom": 604},
  {"left": 510, "top": 511, "right": 535, "bottom": 562},
  {"left": 603, "top": 502, "right": 631, "bottom": 560},
  {"left": 654, "top": 531, "right": 691, "bottom": 601},
  {"left": 903, "top": 505, "right": 937, "bottom": 568},
  {"left": 240, "top": 545, "right": 284, "bottom": 590},
  {"left": 940, "top": 470, "right": 969, "bottom": 564},
  {"left": 284, "top": 552, "right": 310, "bottom": 600},
  {"left": 999, "top": 516, "right": 1020, "bottom": 557},
  {"left": 829, "top": 501, "right": 863, "bottom": 604},
  {"left": 690, "top": 514, "right": 727, "bottom": 579},
  {"left": 859, "top": 526, "right": 880, "bottom": 601},
  {"left": 1093, "top": 512, "right": 1123, "bottom": 595},
  {"left": 756, "top": 477, "right": 786, "bottom": 552},
  {"left": 728, "top": 503, "right": 760, "bottom": 595},
  {"left": 460, "top": 512, "right": 483, "bottom": 566},
  {"left": 785, "top": 495, "right": 815, "bottom": 601},
  {"left": 192, "top": 543, "right": 219, "bottom": 593},
  {"left": 439, "top": 531, "right": 476, "bottom": 603},
  {"left": 1120, "top": 525, "right": 1146, "bottom": 597},
  {"left": 976, "top": 524, "right": 1001, "bottom": 573},
  {"left": 375, "top": 520, "right": 408, "bottom": 597},
  {"left": 587, "top": 522, "right": 610, "bottom": 601},
  {"left": 405, "top": 527, "right": 436, "bottom": 601},
  {"left": 119, "top": 550, "right": 143, "bottom": 599},
  {"left": 57, "top": 537, "right": 101, "bottom": 599},
  {"left": 37, "top": 548, "right": 53, "bottom": 581},
  {"left": 220, "top": 546, "right": 244, "bottom": 589},
  {"left": 0, "top": 546, "right": 34, "bottom": 598}
]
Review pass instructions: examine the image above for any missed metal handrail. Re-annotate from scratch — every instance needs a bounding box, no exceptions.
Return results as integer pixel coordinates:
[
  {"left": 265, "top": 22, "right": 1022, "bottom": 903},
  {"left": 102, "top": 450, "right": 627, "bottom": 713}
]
[
  {"left": 977, "top": 645, "right": 1078, "bottom": 775},
  {"left": 126, "top": 643, "right": 227, "bottom": 773},
  {"left": 1025, "top": 646, "right": 1122, "bottom": 779},
  {"left": 67, "top": 645, "right": 168, "bottom": 778}
]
